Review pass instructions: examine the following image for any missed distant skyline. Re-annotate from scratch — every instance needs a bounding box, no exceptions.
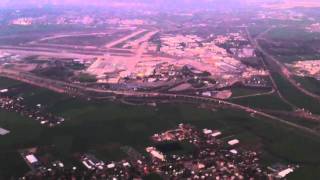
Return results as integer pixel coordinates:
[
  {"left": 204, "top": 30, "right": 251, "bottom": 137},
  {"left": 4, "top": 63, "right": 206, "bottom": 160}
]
[
  {"left": 1, "top": 0, "right": 320, "bottom": 9},
  {"left": 0, "top": 0, "right": 274, "bottom": 7},
  {"left": 0, "top": 0, "right": 250, "bottom": 11}
]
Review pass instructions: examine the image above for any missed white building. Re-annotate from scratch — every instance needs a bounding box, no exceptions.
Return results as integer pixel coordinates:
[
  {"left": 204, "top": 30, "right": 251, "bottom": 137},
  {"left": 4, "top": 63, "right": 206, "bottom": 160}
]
[
  {"left": 146, "top": 147, "right": 165, "bottom": 161},
  {"left": 228, "top": 139, "right": 240, "bottom": 146},
  {"left": 0, "top": 89, "right": 8, "bottom": 93},
  {"left": 278, "top": 168, "right": 294, "bottom": 178},
  {"left": 26, "top": 154, "right": 38, "bottom": 164},
  {"left": 211, "top": 131, "right": 222, "bottom": 137},
  {"left": 203, "top": 129, "right": 213, "bottom": 135}
]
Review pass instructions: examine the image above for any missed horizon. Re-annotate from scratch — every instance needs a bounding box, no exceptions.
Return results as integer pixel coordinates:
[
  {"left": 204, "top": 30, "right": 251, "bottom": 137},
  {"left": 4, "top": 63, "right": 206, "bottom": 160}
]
[
  {"left": 1, "top": 0, "right": 320, "bottom": 11},
  {"left": 0, "top": 0, "right": 279, "bottom": 8}
]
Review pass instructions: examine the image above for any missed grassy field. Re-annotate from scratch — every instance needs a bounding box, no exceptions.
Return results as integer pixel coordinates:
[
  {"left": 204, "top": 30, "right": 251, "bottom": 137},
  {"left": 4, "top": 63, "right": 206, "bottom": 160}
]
[
  {"left": 265, "top": 27, "right": 320, "bottom": 42},
  {"left": 0, "top": 77, "right": 23, "bottom": 88},
  {"left": 272, "top": 73, "right": 320, "bottom": 114},
  {"left": 43, "top": 30, "right": 130, "bottom": 47},
  {"left": 258, "top": 26, "right": 320, "bottom": 63},
  {"left": 295, "top": 76, "right": 320, "bottom": 96},
  {"left": 231, "top": 92, "right": 293, "bottom": 111},
  {"left": 0, "top": 78, "right": 320, "bottom": 179},
  {"left": 73, "top": 73, "right": 97, "bottom": 83},
  {"left": 0, "top": 110, "right": 41, "bottom": 179},
  {"left": 231, "top": 87, "right": 271, "bottom": 97}
]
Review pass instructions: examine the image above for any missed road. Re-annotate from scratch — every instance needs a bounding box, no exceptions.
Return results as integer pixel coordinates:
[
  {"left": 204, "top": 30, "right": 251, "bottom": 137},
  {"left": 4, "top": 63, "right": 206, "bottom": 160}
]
[
  {"left": 134, "top": 31, "right": 159, "bottom": 58},
  {"left": 0, "top": 45, "right": 134, "bottom": 59},
  {"left": 245, "top": 27, "right": 320, "bottom": 102},
  {"left": 263, "top": 109, "right": 320, "bottom": 122},
  {"left": 105, "top": 29, "right": 147, "bottom": 49},
  {"left": 245, "top": 27, "right": 298, "bottom": 110},
  {"left": 230, "top": 88, "right": 275, "bottom": 99},
  {"left": 0, "top": 47, "right": 101, "bottom": 59},
  {"left": 1, "top": 68, "right": 319, "bottom": 138},
  {"left": 27, "top": 32, "right": 111, "bottom": 45},
  {"left": 0, "top": 30, "right": 157, "bottom": 59}
]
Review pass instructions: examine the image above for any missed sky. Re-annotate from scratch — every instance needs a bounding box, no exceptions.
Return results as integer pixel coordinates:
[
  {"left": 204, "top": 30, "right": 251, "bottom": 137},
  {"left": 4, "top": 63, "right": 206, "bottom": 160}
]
[
  {"left": 0, "top": 0, "right": 245, "bottom": 10},
  {"left": 0, "top": 0, "right": 271, "bottom": 7},
  {"left": 1, "top": 0, "right": 319, "bottom": 9}
]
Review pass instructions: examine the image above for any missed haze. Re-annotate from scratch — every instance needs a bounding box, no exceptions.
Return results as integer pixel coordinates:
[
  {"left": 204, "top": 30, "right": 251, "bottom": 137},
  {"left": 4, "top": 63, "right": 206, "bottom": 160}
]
[{"left": 0, "top": 0, "right": 278, "bottom": 9}]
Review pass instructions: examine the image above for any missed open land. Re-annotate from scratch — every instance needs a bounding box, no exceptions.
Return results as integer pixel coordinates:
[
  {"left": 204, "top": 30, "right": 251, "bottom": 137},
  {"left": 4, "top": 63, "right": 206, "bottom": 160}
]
[
  {"left": 0, "top": 5, "right": 320, "bottom": 179},
  {"left": 0, "top": 77, "right": 318, "bottom": 179}
]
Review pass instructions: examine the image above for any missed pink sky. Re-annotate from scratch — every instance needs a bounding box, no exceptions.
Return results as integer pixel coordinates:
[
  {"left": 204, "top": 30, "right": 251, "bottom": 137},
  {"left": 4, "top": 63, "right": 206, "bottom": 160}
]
[{"left": 1, "top": 0, "right": 319, "bottom": 8}]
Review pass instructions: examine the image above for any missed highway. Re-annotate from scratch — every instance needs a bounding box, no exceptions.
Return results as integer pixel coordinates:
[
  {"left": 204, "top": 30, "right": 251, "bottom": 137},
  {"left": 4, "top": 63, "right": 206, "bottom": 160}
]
[
  {"left": 1, "top": 68, "right": 319, "bottom": 138},
  {"left": 0, "top": 26, "right": 319, "bottom": 138},
  {"left": 245, "top": 27, "right": 298, "bottom": 110},
  {"left": 245, "top": 27, "right": 320, "bottom": 102}
]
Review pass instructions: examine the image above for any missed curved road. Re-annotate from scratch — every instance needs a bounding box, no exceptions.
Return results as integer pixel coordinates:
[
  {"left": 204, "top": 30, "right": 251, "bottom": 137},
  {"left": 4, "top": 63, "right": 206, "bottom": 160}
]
[
  {"left": 246, "top": 27, "right": 320, "bottom": 102},
  {"left": 245, "top": 27, "right": 298, "bottom": 110},
  {"left": 0, "top": 68, "right": 319, "bottom": 138}
]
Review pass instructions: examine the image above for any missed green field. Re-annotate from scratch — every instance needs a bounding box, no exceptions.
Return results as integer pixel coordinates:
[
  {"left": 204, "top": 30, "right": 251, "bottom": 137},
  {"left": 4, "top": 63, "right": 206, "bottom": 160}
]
[
  {"left": 0, "top": 78, "right": 320, "bottom": 179},
  {"left": 73, "top": 73, "right": 97, "bottom": 83},
  {"left": 231, "top": 87, "right": 271, "bottom": 98},
  {"left": 265, "top": 27, "right": 320, "bottom": 42},
  {"left": 258, "top": 26, "right": 320, "bottom": 63},
  {"left": 295, "top": 76, "right": 320, "bottom": 96},
  {"left": 231, "top": 93, "right": 293, "bottom": 111},
  {"left": 272, "top": 73, "right": 320, "bottom": 114}
]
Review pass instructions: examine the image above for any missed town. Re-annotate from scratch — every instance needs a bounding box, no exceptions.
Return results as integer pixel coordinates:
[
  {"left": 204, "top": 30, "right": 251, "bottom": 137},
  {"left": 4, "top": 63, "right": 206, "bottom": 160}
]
[
  {"left": 20, "top": 124, "right": 297, "bottom": 179},
  {"left": 0, "top": 24, "right": 269, "bottom": 100},
  {"left": 0, "top": 88, "right": 64, "bottom": 127}
]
